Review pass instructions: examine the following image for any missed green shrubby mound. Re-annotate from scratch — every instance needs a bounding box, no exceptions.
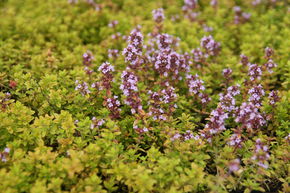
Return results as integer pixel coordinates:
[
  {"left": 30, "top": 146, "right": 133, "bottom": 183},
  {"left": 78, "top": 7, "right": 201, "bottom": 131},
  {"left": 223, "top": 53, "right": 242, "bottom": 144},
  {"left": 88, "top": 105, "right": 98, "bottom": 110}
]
[{"left": 0, "top": 0, "right": 289, "bottom": 192}]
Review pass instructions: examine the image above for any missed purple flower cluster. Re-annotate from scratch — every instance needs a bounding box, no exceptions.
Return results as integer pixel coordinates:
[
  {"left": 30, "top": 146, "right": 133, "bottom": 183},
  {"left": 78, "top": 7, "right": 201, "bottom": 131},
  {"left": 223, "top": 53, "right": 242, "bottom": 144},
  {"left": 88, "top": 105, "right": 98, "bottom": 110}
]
[
  {"left": 98, "top": 62, "right": 115, "bottom": 91},
  {"left": 186, "top": 74, "right": 210, "bottom": 104},
  {"left": 171, "top": 130, "right": 200, "bottom": 141},
  {"left": 234, "top": 102, "right": 266, "bottom": 130},
  {"left": 84, "top": 67, "right": 93, "bottom": 75},
  {"left": 252, "top": 0, "right": 262, "bottom": 6},
  {"left": 156, "top": 33, "right": 178, "bottom": 51},
  {"left": 108, "top": 49, "right": 119, "bottom": 59},
  {"left": 264, "top": 47, "right": 274, "bottom": 58},
  {"left": 240, "top": 54, "right": 250, "bottom": 66},
  {"left": 0, "top": 148, "right": 10, "bottom": 162},
  {"left": 90, "top": 117, "right": 105, "bottom": 129},
  {"left": 264, "top": 47, "right": 277, "bottom": 73},
  {"left": 152, "top": 8, "right": 165, "bottom": 23},
  {"left": 200, "top": 35, "right": 221, "bottom": 56},
  {"left": 233, "top": 6, "right": 251, "bottom": 24},
  {"left": 210, "top": 0, "right": 218, "bottom": 7},
  {"left": 122, "top": 28, "right": 144, "bottom": 68},
  {"left": 227, "top": 132, "right": 243, "bottom": 148},
  {"left": 248, "top": 84, "right": 265, "bottom": 107},
  {"left": 191, "top": 48, "right": 207, "bottom": 65},
  {"left": 251, "top": 138, "right": 270, "bottom": 169},
  {"left": 222, "top": 68, "right": 233, "bottom": 80},
  {"left": 153, "top": 51, "right": 189, "bottom": 79},
  {"left": 75, "top": 80, "right": 91, "bottom": 96},
  {"left": 106, "top": 96, "right": 121, "bottom": 118},
  {"left": 120, "top": 71, "right": 143, "bottom": 114},
  {"left": 228, "top": 159, "right": 240, "bottom": 172},
  {"left": 108, "top": 20, "right": 118, "bottom": 28},
  {"left": 201, "top": 107, "right": 228, "bottom": 142},
  {"left": 248, "top": 63, "right": 262, "bottom": 81},
  {"left": 148, "top": 86, "right": 177, "bottom": 121},
  {"left": 268, "top": 90, "right": 280, "bottom": 106},
  {"left": 83, "top": 51, "right": 94, "bottom": 66},
  {"left": 264, "top": 59, "right": 277, "bottom": 73},
  {"left": 219, "top": 85, "right": 240, "bottom": 112},
  {"left": 182, "top": 0, "right": 199, "bottom": 21},
  {"left": 133, "top": 125, "right": 149, "bottom": 134}
]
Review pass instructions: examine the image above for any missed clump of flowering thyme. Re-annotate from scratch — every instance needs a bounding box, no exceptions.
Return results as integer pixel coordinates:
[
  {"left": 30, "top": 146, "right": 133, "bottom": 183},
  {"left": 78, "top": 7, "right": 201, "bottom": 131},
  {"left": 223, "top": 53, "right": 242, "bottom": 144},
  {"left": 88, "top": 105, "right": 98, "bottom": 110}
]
[
  {"left": 152, "top": 8, "right": 165, "bottom": 23},
  {"left": 201, "top": 107, "right": 228, "bottom": 142},
  {"left": 248, "top": 63, "right": 262, "bottom": 81},
  {"left": 98, "top": 62, "right": 115, "bottom": 92},
  {"left": 233, "top": 6, "right": 251, "bottom": 24},
  {"left": 234, "top": 102, "right": 266, "bottom": 131},
  {"left": 83, "top": 50, "right": 94, "bottom": 66},
  {"left": 248, "top": 84, "right": 265, "bottom": 107},
  {"left": 105, "top": 96, "right": 121, "bottom": 118},
  {"left": 90, "top": 117, "right": 105, "bottom": 130},
  {"left": 251, "top": 138, "right": 270, "bottom": 169},
  {"left": 148, "top": 85, "right": 177, "bottom": 121},
  {"left": 264, "top": 47, "right": 277, "bottom": 73},
  {"left": 186, "top": 74, "right": 211, "bottom": 104},
  {"left": 268, "top": 90, "right": 280, "bottom": 106},
  {"left": 122, "top": 27, "right": 144, "bottom": 69},
  {"left": 75, "top": 80, "right": 91, "bottom": 96},
  {"left": 120, "top": 70, "right": 143, "bottom": 115},
  {"left": 200, "top": 35, "right": 221, "bottom": 57}
]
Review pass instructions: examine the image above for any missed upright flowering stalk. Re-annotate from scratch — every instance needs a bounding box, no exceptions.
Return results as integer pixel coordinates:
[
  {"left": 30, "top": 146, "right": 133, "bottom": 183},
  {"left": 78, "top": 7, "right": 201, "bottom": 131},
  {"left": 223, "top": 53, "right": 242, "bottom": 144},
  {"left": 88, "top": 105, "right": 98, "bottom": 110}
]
[
  {"left": 98, "top": 62, "right": 115, "bottom": 93},
  {"left": 108, "top": 20, "right": 118, "bottom": 28},
  {"left": 122, "top": 27, "right": 144, "bottom": 69},
  {"left": 219, "top": 85, "right": 240, "bottom": 113},
  {"left": 156, "top": 33, "right": 176, "bottom": 52},
  {"left": 248, "top": 84, "right": 265, "bottom": 107},
  {"left": 75, "top": 80, "right": 91, "bottom": 96},
  {"left": 108, "top": 49, "right": 119, "bottom": 60},
  {"left": 83, "top": 51, "right": 94, "bottom": 66},
  {"left": 186, "top": 74, "right": 211, "bottom": 105},
  {"left": 240, "top": 54, "right": 250, "bottom": 66},
  {"left": 148, "top": 85, "right": 177, "bottom": 121},
  {"left": 153, "top": 50, "right": 189, "bottom": 81},
  {"left": 200, "top": 35, "right": 221, "bottom": 57},
  {"left": 268, "top": 90, "right": 280, "bottom": 107},
  {"left": 227, "top": 132, "right": 243, "bottom": 148},
  {"left": 233, "top": 6, "right": 251, "bottom": 24},
  {"left": 152, "top": 8, "right": 165, "bottom": 31},
  {"left": 191, "top": 48, "right": 207, "bottom": 67},
  {"left": 234, "top": 102, "right": 266, "bottom": 131},
  {"left": 264, "top": 47, "right": 277, "bottom": 73},
  {"left": 182, "top": 0, "right": 199, "bottom": 22},
  {"left": 251, "top": 138, "right": 270, "bottom": 169},
  {"left": 120, "top": 70, "right": 143, "bottom": 114},
  {"left": 248, "top": 63, "right": 262, "bottom": 81},
  {"left": 222, "top": 68, "right": 233, "bottom": 80},
  {"left": 105, "top": 96, "right": 121, "bottom": 118},
  {"left": 201, "top": 107, "right": 228, "bottom": 142},
  {"left": 152, "top": 8, "right": 165, "bottom": 23}
]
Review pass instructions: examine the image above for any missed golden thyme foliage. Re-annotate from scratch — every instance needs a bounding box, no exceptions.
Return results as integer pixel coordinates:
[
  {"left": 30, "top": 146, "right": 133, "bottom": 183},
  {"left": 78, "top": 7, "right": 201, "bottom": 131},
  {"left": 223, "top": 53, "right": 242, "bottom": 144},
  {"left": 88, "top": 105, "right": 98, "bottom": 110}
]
[{"left": 0, "top": 0, "right": 289, "bottom": 192}]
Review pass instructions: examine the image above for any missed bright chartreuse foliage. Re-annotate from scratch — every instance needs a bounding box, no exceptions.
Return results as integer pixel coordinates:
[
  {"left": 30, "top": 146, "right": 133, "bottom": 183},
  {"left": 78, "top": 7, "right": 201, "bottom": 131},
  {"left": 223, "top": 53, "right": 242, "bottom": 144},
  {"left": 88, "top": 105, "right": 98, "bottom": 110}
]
[{"left": 0, "top": 0, "right": 289, "bottom": 192}]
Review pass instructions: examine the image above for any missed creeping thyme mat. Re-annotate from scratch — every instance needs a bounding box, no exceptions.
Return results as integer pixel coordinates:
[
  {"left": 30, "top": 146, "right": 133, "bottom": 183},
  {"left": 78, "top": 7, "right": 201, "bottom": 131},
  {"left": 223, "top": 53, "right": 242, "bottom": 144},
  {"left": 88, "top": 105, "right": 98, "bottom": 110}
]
[{"left": 0, "top": 0, "right": 289, "bottom": 192}]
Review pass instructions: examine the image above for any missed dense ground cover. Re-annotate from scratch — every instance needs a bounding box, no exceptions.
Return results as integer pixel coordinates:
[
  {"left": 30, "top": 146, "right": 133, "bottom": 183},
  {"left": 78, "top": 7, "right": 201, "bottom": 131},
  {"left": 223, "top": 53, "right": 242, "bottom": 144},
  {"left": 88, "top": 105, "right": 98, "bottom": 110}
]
[{"left": 0, "top": 0, "right": 289, "bottom": 192}]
